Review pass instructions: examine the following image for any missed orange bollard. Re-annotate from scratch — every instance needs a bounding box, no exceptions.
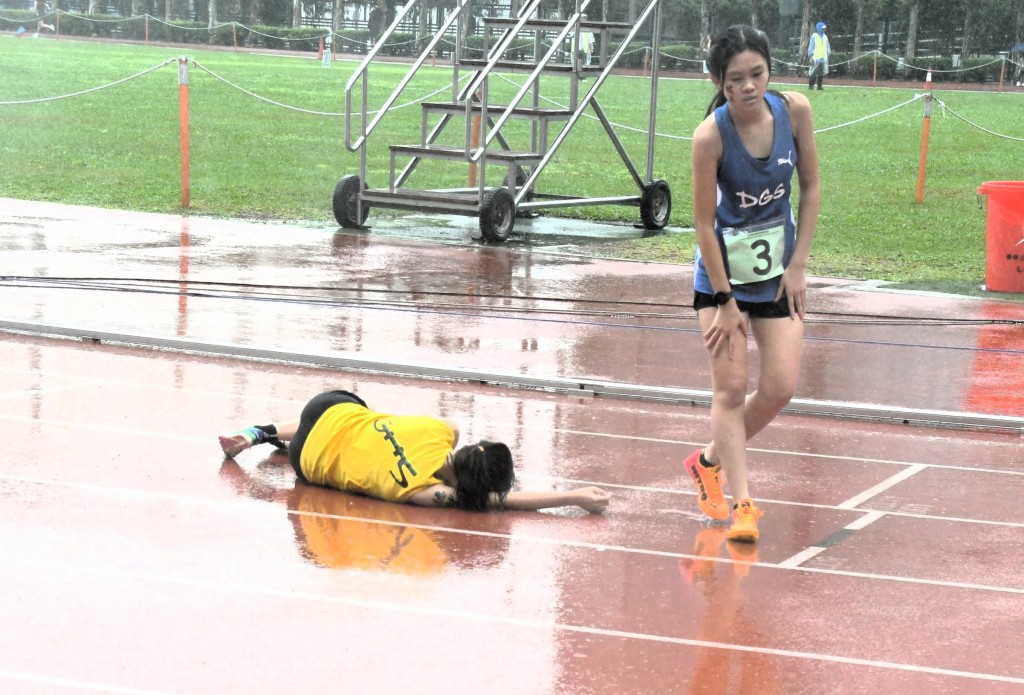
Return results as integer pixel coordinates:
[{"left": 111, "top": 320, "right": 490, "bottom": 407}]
[
  {"left": 468, "top": 114, "right": 481, "bottom": 186},
  {"left": 998, "top": 58, "right": 1006, "bottom": 93},
  {"left": 144, "top": 15, "right": 148, "bottom": 45},
  {"left": 178, "top": 58, "right": 191, "bottom": 209},
  {"left": 872, "top": 52, "right": 877, "bottom": 87},
  {"left": 642, "top": 48, "right": 649, "bottom": 78},
  {"left": 318, "top": 37, "right": 324, "bottom": 59},
  {"left": 914, "top": 70, "right": 932, "bottom": 204}
]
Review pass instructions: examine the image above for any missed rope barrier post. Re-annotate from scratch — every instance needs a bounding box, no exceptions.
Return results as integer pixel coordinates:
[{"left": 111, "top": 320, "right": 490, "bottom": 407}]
[
  {"left": 178, "top": 58, "right": 191, "bottom": 209},
  {"left": 55, "top": 11, "right": 59, "bottom": 38},
  {"left": 998, "top": 56, "right": 1006, "bottom": 93},
  {"left": 872, "top": 52, "right": 877, "bottom": 88},
  {"left": 232, "top": 23, "right": 237, "bottom": 51},
  {"left": 642, "top": 46, "right": 649, "bottom": 78},
  {"left": 468, "top": 113, "right": 481, "bottom": 186},
  {"left": 145, "top": 15, "right": 148, "bottom": 46},
  {"left": 914, "top": 70, "right": 932, "bottom": 205}
]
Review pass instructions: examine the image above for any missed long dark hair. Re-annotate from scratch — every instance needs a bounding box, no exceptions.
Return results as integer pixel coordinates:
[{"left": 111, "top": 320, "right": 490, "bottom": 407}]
[
  {"left": 450, "top": 440, "right": 515, "bottom": 511},
  {"left": 705, "top": 24, "right": 786, "bottom": 116}
]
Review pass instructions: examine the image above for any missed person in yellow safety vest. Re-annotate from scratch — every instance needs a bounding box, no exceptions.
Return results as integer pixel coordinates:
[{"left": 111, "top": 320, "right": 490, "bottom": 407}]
[{"left": 807, "top": 21, "right": 830, "bottom": 90}]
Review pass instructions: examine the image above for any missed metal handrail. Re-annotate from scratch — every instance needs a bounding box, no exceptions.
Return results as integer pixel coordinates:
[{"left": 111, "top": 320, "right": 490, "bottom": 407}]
[
  {"left": 517, "top": 0, "right": 664, "bottom": 199},
  {"left": 343, "top": 0, "right": 468, "bottom": 152},
  {"left": 461, "top": 0, "right": 594, "bottom": 163}
]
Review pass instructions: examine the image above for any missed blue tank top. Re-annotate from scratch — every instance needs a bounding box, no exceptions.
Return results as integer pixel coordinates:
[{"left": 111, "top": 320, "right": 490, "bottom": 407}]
[{"left": 694, "top": 92, "right": 798, "bottom": 303}]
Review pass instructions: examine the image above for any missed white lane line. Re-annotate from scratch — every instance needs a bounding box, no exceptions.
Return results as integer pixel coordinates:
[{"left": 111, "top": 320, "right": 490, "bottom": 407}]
[
  {"left": 846, "top": 510, "right": 887, "bottom": 530},
  {"left": 0, "top": 671, "right": 188, "bottom": 695},
  {"left": 4, "top": 560, "right": 1023, "bottom": 687},
  {"left": 0, "top": 406, "right": 1020, "bottom": 477},
  {"left": 839, "top": 464, "right": 928, "bottom": 509},
  {"left": 779, "top": 546, "right": 827, "bottom": 568},
  {"left": 0, "top": 382, "right": 99, "bottom": 400},
  {"left": 779, "top": 511, "right": 888, "bottom": 567},
  {"left": 2, "top": 473, "right": 1022, "bottom": 595},
  {"left": 0, "top": 415, "right": 1020, "bottom": 530},
  {"left": 551, "top": 428, "right": 1024, "bottom": 476},
  {"left": 519, "top": 473, "right": 1024, "bottom": 529}
]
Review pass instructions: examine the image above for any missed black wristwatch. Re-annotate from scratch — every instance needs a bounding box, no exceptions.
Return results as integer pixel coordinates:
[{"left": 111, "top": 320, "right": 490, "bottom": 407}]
[{"left": 712, "top": 290, "right": 735, "bottom": 306}]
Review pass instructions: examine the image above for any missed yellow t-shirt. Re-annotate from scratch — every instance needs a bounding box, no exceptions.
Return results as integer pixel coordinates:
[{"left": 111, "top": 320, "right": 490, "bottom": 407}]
[{"left": 300, "top": 402, "right": 455, "bottom": 502}]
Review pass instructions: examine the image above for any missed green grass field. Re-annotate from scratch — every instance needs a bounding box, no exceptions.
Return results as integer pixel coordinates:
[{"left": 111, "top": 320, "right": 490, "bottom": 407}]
[{"left": 2, "top": 37, "right": 1023, "bottom": 296}]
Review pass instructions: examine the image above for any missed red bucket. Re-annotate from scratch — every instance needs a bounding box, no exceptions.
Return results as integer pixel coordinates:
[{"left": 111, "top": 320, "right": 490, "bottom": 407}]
[{"left": 977, "top": 181, "right": 1024, "bottom": 293}]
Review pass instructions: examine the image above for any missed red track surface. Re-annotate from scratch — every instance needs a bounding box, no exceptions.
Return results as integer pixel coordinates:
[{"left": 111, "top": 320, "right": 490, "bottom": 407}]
[{"left": 2, "top": 199, "right": 1022, "bottom": 694}]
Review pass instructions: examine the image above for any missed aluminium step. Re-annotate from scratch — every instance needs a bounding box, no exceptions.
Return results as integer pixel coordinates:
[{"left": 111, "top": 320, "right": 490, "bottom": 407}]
[
  {"left": 390, "top": 144, "right": 544, "bottom": 164},
  {"left": 483, "top": 17, "right": 634, "bottom": 32},
  {"left": 358, "top": 188, "right": 485, "bottom": 215},
  {"left": 458, "top": 57, "right": 603, "bottom": 75},
  {"left": 420, "top": 101, "right": 574, "bottom": 120}
]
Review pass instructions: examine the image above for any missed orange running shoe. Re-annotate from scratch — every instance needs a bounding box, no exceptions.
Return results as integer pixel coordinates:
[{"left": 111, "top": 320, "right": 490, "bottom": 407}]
[
  {"left": 727, "top": 499, "right": 764, "bottom": 543},
  {"left": 684, "top": 449, "right": 728, "bottom": 521}
]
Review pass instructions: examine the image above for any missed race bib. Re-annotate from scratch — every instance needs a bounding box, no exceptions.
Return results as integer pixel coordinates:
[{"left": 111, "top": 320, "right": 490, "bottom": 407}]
[{"left": 722, "top": 218, "right": 786, "bottom": 285}]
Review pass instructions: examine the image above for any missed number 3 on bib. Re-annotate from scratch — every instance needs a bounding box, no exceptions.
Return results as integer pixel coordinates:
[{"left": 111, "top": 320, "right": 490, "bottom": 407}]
[{"left": 722, "top": 218, "right": 786, "bottom": 285}]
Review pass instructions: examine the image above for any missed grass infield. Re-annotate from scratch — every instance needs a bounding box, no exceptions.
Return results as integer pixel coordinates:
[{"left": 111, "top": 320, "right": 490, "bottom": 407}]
[{"left": 2, "top": 37, "right": 1023, "bottom": 296}]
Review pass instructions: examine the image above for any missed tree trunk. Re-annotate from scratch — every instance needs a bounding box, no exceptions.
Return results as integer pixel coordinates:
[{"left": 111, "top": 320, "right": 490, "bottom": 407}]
[
  {"left": 750, "top": 0, "right": 760, "bottom": 30},
  {"left": 208, "top": 0, "right": 217, "bottom": 29},
  {"left": 1017, "top": 0, "right": 1024, "bottom": 47},
  {"left": 292, "top": 0, "right": 302, "bottom": 28},
  {"left": 904, "top": 0, "right": 920, "bottom": 62},
  {"left": 88, "top": 0, "right": 103, "bottom": 13},
  {"left": 800, "top": 0, "right": 812, "bottom": 63},
  {"left": 960, "top": 4, "right": 973, "bottom": 59},
  {"left": 699, "top": 0, "right": 711, "bottom": 45},
  {"left": 628, "top": 0, "right": 636, "bottom": 24},
  {"left": 852, "top": 0, "right": 864, "bottom": 58},
  {"left": 333, "top": 0, "right": 342, "bottom": 33}
]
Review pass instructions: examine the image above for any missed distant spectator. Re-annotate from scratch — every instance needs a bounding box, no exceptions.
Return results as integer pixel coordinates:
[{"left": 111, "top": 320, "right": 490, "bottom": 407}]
[
  {"left": 807, "top": 21, "right": 830, "bottom": 90},
  {"left": 367, "top": 3, "right": 383, "bottom": 48},
  {"left": 33, "top": 0, "right": 55, "bottom": 38}
]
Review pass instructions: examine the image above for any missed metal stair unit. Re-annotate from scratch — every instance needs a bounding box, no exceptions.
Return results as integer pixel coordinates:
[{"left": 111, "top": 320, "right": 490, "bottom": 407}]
[{"left": 334, "top": 0, "right": 670, "bottom": 242}]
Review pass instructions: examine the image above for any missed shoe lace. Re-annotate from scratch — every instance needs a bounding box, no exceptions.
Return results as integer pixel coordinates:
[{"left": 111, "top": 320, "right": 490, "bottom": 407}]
[{"left": 735, "top": 501, "right": 761, "bottom": 522}]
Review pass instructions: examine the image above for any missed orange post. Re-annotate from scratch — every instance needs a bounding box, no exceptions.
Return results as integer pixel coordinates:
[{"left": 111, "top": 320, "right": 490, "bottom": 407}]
[
  {"left": 872, "top": 52, "right": 877, "bottom": 87},
  {"left": 642, "top": 48, "right": 649, "bottom": 78},
  {"left": 55, "top": 11, "right": 59, "bottom": 37},
  {"left": 998, "top": 58, "right": 1006, "bottom": 93},
  {"left": 178, "top": 58, "right": 191, "bottom": 209},
  {"left": 914, "top": 70, "right": 932, "bottom": 204},
  {"left": 468, "top": 114, "right": 481, "bottom": 185},
  {"left": 144, "top": 15, "right": 148, "bottom": 45},
  {"left": 318, "top": 37, "right": 324, "bottom": 59},
  {"left": 232, "top": 23, "right": 237, "bottom": 50}
]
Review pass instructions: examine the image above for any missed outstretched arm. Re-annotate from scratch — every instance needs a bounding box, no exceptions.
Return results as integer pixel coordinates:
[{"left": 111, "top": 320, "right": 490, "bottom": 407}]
[
  {"left": 408, "top": 484, "right": 610, "bottom": 514},
  {"left": 502, "top": 487, "right": 610, "bottom": 513}
]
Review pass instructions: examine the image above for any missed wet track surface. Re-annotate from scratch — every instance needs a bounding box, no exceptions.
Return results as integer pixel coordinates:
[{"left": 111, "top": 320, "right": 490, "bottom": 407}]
[{"left": 1, "top": 197, "right": 1022, "bottom": 694}]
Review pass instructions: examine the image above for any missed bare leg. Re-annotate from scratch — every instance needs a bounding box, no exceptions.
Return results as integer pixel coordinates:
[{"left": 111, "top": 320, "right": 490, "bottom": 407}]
[
  {"left": 704, "top": 315, "right": 804, "bottom": 499},
  {"left": 271, "top": 420, "right": 300, "bottom": 443},
  {"left": 698, "top": 307, "right": 752, "bottom": 503}
]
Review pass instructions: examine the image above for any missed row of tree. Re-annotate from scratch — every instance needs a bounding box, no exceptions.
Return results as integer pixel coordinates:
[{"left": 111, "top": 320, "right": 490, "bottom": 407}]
[{"left": 42, "top": 0, "right": 1024, "bottom": 64}]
